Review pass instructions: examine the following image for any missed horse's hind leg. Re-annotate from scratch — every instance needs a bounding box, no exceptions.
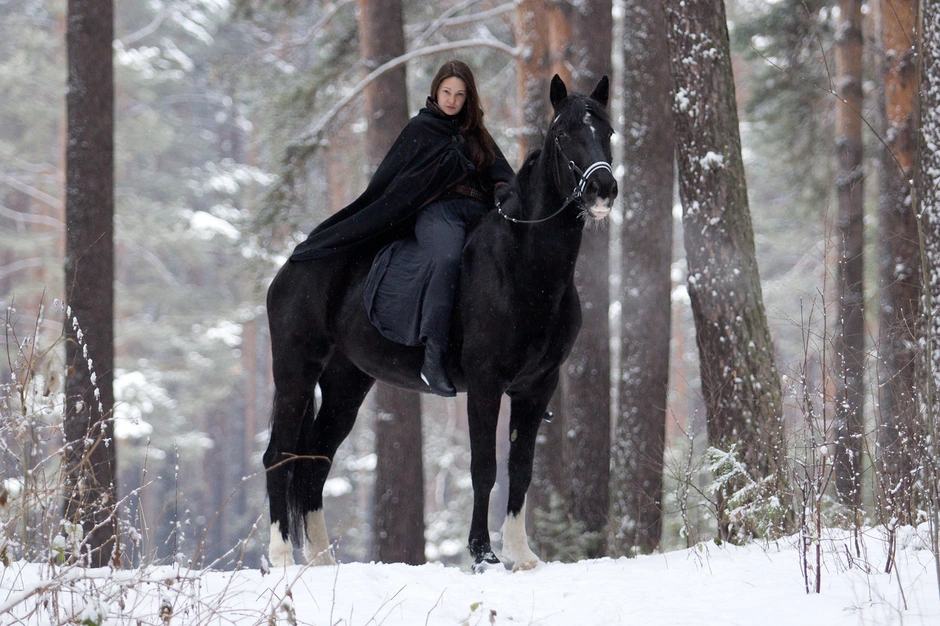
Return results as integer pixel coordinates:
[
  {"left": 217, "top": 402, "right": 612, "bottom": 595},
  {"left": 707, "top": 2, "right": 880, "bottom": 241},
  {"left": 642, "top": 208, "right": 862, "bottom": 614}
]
[
  {"left": 295, "top": 352, "right": 374, "bottom": 564},
  {"left": 264, "top": 348, "right": 324, "bottom": 568},
  {"left": 501, "top": 377, "right": 556, "bottom": 571}
]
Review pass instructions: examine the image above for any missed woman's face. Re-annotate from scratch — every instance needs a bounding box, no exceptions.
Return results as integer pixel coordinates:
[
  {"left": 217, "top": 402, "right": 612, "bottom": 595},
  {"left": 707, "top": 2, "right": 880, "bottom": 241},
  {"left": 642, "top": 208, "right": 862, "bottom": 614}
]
[{"left": 435, "top": 77, "right": 467, "bottom": 116}]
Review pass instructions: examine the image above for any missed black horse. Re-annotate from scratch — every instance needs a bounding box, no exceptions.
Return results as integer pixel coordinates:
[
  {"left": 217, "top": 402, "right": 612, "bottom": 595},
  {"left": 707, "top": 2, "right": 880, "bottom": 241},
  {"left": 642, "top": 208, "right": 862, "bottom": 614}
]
[{"left": 263, "top": 75, "right": 617, "bottom": 572}]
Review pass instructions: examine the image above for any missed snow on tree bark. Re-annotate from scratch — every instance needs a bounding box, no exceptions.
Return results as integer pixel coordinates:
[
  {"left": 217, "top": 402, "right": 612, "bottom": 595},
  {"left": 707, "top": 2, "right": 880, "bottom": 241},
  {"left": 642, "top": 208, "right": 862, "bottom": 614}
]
[
  {"left": 63, "top": 0, "right": 119, "bottom": 568},
  {"left": 610, "top": 0, "right": 673, "bottom": 557},
  {"left": 663, "top": 0, "right": 787, "bottom": 542},
  {"left": 875, "top": 0, "right": 920, "bottom": 525},
  {"left": 833, "top": 0, "right": 866, "bottom": 509},
  {"left": 357, "top": 0, "right": 425, "bottom": 566},
  {"left": 917, "top": 0, "right": 940, "bottom": 568}
]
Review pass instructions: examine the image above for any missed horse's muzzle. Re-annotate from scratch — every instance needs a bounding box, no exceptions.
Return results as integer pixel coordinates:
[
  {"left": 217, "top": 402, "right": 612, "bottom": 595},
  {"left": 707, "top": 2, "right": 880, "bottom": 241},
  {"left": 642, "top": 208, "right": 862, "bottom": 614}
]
[{"left": 585, "top": 178, "right": 618, "bottom": 219}]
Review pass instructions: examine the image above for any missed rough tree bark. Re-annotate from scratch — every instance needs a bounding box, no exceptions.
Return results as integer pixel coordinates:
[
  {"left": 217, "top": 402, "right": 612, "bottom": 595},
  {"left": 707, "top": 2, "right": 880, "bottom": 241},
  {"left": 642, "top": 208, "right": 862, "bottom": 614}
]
[
  {"left": 552, "top": 0, "right": 613, "bottom": 559},
  {"left": 663, "top": 0, "right": 786, "bottom": 542},
  {"left": 610, "top": 0, "right": 674, "bottom": 557},
  {"left": 833, "top": 0, "right": 866, "bottom": 509},
  {"left": 358, "top": 0, "right": 425, "bottom": 565},
  {"left": 875, "top": 0, "right": 919, "bottom": 524},
  {"left": 917, "top": 0, "right": 940, "bottom": 581},
  {"left": 515, "top": 0, "right": 551, "bottom": 160},
  {"left": 518, "top": 0, "right": 561, "bottom": 555},
  {"left": 63, "top": 0, "right": 118, "bottom": 568}
]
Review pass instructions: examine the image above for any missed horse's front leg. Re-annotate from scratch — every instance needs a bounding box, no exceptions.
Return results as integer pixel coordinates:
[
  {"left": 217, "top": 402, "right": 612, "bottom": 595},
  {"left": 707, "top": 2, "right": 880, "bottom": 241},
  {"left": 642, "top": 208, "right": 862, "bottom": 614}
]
[
  {"left": 501, "top": 377, "right": 557, "bottom": 571},
  {"left": 465, "top": 384, "right": 503, "bottom": 573}
]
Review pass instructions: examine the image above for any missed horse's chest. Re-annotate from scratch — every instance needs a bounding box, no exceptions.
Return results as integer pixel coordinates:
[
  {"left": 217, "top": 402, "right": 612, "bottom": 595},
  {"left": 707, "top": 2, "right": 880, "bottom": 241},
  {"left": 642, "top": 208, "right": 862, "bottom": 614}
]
[{"left": 510, "top": 283, "right": 579, "bottom": 350}]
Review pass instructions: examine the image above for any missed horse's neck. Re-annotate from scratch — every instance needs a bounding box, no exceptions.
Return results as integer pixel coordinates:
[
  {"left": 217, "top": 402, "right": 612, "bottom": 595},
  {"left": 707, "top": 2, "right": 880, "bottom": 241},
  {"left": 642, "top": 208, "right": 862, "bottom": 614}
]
[{"left": 515, "top": 157, "right": 584, "bottom": 291}]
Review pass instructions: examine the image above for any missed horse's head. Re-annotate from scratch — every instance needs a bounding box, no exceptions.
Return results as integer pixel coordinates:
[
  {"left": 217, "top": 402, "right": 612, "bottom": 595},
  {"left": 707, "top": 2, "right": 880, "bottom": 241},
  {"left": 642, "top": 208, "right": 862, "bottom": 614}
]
[{"left": 548, "top": 74, "right": 618, "bottom": 221}]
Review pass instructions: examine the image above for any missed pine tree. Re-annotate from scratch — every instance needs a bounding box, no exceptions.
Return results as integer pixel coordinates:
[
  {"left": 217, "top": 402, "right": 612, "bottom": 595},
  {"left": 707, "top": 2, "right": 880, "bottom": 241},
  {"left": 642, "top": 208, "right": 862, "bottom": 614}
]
[
  {"left": 63, "top": 0, "right": 118, "bottom": 568},
  {"left": 611, "top": 0, "right": 674, "bottom": 556},
  {"left": 663, "top": 0, "right": 787, "bottom": 542},
  {"left": 358, "top": 0, "right": 425, "bottom": 566},
  {"left": 832, "top": 0, "right": 866, "bottom": 509},
  {"left": 875, "top": 0, "right": 920, "bottom": 524}
]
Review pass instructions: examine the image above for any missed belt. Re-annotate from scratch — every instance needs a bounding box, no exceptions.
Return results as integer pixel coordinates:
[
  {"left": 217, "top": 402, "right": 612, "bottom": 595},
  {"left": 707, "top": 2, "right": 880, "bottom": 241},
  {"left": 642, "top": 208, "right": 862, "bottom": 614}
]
[{"left": 450, "top": 184, "right": 486, "bottom": 203}]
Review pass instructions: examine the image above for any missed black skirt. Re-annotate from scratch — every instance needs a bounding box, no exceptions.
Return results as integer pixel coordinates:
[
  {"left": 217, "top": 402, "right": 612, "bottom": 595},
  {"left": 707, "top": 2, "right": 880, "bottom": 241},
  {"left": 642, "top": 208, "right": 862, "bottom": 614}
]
[{"left": 364, "top": 196, "right": 488, "bottom": 347}]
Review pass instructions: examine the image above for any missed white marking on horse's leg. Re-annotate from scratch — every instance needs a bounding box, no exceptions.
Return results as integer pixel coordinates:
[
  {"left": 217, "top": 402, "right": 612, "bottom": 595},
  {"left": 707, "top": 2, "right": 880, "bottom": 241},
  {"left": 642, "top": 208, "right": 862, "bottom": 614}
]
[
  {"left": 500, "top": 501, "right": 540, "bottom": 572},
  {"left": 303, "top": 509, "right": 335, "bottom": 566},
  {"left": 269, "top": 522, "right": 294, "bottom": 568}
]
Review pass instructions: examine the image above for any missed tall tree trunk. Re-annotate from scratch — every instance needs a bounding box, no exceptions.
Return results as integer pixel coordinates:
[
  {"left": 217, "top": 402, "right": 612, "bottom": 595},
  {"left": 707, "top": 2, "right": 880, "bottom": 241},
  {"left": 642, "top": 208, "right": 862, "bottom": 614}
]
[
  {"left": 515, "top": 0, "right": 551, "bottom": 160},
  {"left": 918, "top": 0, "right": 940, "bottom": 584},
  {"left": 610, "top": 0, "right": 674, "bottom": 557},
  {"left": 372, "top": 384, "right": 425, "bottom": 564},
  {"left": 550, "top": 0, "right": 613, "bottom": 559},
  {"left": 663, "top": 0, "right": 787, "bottom": 542},
  {"left": 63, "top": 0, "right": 118, "bottom": 568},
  {"left": 358, "top": 0, "right": 425, "bottom": 565},
  {"left": 518, "top": 0, "right": 561, "bottom": 554},
  {"left": 875, "top": 0, "right": 919, "bottom": 524},
  {"left": 833, "top": 0, "right": 866, "bottom": 509}
]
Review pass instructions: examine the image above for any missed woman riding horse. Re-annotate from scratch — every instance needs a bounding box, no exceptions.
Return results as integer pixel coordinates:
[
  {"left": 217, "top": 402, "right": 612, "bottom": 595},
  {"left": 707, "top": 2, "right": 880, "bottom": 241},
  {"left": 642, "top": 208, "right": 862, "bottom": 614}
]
[
  {"left": 289, "top": 60, "right": 513, "bottom": 396},
  {"left": 265, "top": 73, "right": 616, "bottom": 570}
]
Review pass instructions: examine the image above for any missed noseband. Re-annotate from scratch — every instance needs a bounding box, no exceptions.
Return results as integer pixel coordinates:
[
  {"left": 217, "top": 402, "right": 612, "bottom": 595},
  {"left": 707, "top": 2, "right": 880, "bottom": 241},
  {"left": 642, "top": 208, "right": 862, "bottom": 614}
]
[{"left": 498, "top": 135, "right": 613, "bottom": 225}]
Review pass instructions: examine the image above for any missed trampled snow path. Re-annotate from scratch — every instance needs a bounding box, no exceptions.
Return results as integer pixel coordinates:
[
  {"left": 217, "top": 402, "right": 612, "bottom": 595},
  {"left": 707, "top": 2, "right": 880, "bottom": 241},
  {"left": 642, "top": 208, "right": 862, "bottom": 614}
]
[{"left": 2, "top": 528, "right": 939, "bottom": 625}]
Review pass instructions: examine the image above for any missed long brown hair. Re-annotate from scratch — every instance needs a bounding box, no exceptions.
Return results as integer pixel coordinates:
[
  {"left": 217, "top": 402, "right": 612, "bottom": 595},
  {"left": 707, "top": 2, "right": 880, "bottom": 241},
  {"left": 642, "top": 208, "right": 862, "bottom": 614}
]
[{"left": 429, "top": 60, "right": 496, "bottom": 171}]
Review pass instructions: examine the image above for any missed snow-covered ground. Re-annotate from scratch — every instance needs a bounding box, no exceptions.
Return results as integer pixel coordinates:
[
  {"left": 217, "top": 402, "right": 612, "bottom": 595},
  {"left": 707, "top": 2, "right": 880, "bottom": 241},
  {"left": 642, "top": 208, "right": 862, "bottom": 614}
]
[{"left": 2, "top": 526, "right": 939, "bottom": 625}]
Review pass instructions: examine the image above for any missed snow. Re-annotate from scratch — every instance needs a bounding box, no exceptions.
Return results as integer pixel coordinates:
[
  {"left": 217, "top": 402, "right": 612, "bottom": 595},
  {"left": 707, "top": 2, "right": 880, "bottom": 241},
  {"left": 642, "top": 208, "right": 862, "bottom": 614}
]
[
  {"left": 186, "top": 210, "right": 241, "bottom": 241},
  {"left": 2, "top": 528, "right": 938, "bottom": 625}
]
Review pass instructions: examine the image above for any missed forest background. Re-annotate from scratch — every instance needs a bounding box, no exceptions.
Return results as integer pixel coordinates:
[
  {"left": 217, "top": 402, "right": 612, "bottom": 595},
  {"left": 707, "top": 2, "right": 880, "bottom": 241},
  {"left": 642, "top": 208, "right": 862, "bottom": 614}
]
[{"left": 1, "top": 0, "right": 935, "bottom": 575}]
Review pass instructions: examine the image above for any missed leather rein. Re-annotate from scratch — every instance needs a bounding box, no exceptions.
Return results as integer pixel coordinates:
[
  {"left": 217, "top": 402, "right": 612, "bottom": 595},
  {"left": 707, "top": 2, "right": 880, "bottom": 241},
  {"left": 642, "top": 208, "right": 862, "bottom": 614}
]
[{"left": 497, "top": 136, "right": 612, "bottom": 225}]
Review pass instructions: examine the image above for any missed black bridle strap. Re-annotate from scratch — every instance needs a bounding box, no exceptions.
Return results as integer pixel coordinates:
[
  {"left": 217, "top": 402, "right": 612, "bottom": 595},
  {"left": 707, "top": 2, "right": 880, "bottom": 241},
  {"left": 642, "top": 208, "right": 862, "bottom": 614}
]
[
  {"left": 497, "top": 194, "right": 577, "bottom": 224},
  {"left": 498, "top": 136, "right": 612, "bottom": 225}
]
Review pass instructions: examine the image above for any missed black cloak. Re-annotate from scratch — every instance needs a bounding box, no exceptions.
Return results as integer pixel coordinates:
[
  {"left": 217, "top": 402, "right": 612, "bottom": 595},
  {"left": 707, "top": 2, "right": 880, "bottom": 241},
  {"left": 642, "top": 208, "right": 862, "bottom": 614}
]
[{"left": 289, "top": 102, "right": 514, "bottom": 262}]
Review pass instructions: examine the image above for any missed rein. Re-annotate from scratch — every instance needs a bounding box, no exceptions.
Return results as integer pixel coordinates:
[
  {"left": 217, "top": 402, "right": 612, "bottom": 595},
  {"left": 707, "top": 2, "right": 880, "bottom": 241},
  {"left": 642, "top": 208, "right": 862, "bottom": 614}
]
[{"left": 497, "top": 135, "right": 612, "bottom": 225}]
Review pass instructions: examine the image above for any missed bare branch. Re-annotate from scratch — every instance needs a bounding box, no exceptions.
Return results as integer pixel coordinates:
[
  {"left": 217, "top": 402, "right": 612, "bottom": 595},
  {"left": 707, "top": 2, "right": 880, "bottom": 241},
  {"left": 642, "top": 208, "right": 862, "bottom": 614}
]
[
  {"left": 116, "top": 4, "right": 172, "bottom": 47},
  {"left": 288, "top": 38, "right": 519, "bottom": 162},
  {"left": 0, "top": 203, "right": 63, "bottom": 229},
  {"left": 409, "top": 2, "right": 515, "bottom": 50},
  {"left": 269, "top": 0, "right": 358, "bottom": 53},
  {"left": 411, "top": 0, "right": 484, "bottom": 45},
  {"left": 0, "top": 171, "right": 61, "bottom": 210}
]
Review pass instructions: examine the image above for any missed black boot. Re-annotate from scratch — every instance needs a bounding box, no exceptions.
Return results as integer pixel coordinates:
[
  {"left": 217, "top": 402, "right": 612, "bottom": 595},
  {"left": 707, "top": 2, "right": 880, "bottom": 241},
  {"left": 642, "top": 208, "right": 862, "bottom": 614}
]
[{"left": 421, "top": 340, "right": 456, "bottom": 397}]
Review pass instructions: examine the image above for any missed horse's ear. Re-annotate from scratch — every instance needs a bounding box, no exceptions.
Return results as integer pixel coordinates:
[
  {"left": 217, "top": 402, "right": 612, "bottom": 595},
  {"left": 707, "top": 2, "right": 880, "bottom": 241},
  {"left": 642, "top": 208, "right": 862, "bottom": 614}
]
[
  {"left": 590, "top": 75, "right": 610, "bottom": 108},
  {"left": 550, "top": 74, "right": 567, "bottom": 108}
]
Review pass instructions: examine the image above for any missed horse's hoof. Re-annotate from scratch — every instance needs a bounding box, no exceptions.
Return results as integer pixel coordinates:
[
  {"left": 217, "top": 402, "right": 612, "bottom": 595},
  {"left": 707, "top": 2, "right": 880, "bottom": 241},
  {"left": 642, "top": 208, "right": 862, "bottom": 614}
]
[
  {"left": 511, "top": 558, "right": 539, "bottom": 572},
  {"left": 268, "top": 528, "right": 295, "bottom": 568},
  {"left": 268, "top": 548, "right": 295, "bottom": 568},
  {"left": 472, "top": 552, "right": 503, "bottom": 574}
]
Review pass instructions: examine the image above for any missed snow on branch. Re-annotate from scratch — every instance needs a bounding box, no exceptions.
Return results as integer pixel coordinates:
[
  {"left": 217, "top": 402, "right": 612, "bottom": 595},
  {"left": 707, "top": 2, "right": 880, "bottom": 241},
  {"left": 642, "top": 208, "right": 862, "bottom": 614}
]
[
  {"left": 0, "top": 172, "right": 61, "bottom": 210},
  {"left": 409, "top": 0, "right": 514, "bottom": 46},
  {"left": 287, "top": 38, "right": 519, "bottom": 163},
  {"left": 268, "top": 0, "right": 358, "bottom": 53}
]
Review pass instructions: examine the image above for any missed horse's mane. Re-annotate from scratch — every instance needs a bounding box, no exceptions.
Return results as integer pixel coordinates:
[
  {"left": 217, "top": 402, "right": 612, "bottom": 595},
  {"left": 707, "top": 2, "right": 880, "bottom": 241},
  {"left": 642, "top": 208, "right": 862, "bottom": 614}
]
[{"left": 514, "top": 149, "right": 541, "bottom": 198}]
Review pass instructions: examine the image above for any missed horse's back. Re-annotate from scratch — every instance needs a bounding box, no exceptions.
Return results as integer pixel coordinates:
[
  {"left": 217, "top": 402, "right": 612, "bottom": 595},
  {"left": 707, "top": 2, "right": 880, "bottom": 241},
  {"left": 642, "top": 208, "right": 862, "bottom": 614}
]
[{"left": 268, "top": 248, "right": 434, "bottom": 392}]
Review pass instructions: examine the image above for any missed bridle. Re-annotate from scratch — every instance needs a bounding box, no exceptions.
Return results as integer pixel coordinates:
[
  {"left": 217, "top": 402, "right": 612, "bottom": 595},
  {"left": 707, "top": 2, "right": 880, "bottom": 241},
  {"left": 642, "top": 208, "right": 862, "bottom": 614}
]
[{"left": 497, "top": 134, "right": 613, "bottom": 225}]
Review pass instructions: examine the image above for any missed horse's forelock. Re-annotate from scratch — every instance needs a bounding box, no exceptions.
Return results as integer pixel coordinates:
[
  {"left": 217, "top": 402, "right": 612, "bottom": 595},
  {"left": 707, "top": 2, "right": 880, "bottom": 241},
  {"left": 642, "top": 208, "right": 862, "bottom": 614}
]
[{"left": 551, "top": 96, "right": 611, "bottom": 137}]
